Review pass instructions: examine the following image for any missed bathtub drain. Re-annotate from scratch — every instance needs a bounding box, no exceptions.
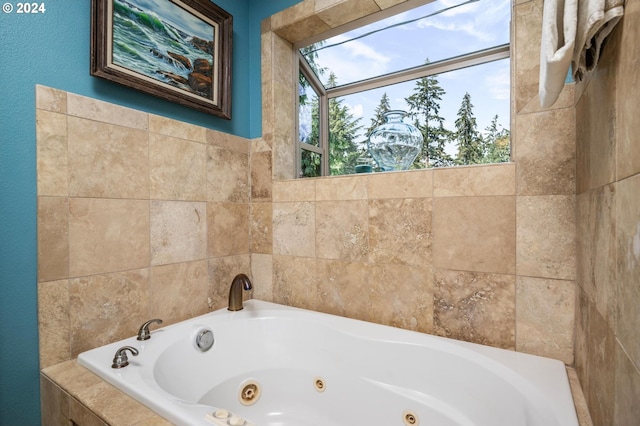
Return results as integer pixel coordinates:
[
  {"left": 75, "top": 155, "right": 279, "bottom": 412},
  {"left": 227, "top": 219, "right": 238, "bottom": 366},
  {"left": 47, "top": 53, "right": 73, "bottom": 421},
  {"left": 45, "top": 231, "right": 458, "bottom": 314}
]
[
  {"left": 313, "top": 377, "right": 326, "bottom": 392},
  {"left": 403, "top": 410, "right": 419, "bottom": 425},
  {"left": 238, "top": 380, "right": 261, "bottom": 406}
]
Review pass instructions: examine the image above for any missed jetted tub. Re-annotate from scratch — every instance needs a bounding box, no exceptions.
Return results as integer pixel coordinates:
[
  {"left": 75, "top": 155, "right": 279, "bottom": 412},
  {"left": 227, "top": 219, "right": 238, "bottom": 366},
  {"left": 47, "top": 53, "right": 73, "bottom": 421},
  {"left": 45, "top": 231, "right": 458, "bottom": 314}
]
[{"left": 78, "top": 300, "right": 579, "bottom": 426}]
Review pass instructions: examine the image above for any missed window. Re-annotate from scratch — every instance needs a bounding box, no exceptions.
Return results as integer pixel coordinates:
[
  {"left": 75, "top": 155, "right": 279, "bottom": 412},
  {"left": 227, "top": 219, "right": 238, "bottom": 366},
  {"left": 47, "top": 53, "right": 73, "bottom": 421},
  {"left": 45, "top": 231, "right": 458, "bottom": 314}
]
[{"left": 296, "top": 0, "right": 511, "bottom": 177}]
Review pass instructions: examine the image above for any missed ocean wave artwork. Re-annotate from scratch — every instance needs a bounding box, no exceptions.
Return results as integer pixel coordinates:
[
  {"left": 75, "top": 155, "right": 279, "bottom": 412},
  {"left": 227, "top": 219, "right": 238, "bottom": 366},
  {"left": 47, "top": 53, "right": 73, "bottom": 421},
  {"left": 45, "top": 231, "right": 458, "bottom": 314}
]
[{"left": 111, "top": 0, "right": 216, "bottom": 100}]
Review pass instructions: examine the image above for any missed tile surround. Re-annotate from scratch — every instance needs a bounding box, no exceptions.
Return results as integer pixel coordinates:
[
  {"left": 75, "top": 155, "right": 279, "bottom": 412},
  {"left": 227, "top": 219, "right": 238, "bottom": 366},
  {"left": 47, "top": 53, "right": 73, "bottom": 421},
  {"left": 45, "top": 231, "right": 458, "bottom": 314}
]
[
  {"left": 36, "top": 87, "right": 254, "bottom": 369},
  {"left": 39, "top": 0, "right": 640, "bottom": 424},
  {"left": 573, "top": 3, "right": 640, "bottom": 424}
]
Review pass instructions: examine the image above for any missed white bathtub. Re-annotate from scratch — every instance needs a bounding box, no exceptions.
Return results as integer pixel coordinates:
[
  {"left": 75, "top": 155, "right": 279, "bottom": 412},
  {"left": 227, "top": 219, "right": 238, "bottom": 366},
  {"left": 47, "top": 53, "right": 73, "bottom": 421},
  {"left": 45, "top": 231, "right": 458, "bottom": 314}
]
[{"left": 78, "top": 300, "right": 579, "bottom": 426}]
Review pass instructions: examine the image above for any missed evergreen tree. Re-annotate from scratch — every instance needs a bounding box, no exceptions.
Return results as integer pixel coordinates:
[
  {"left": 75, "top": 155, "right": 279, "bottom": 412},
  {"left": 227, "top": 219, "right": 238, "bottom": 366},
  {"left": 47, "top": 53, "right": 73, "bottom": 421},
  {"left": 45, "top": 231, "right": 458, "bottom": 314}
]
[
  {"left": 326, "top": 72, "right": 363, "bottom": 175},
  {"left": 405, "top": 65, "right": 454, "bottom": 168},
  {"left": 454, "top": 92, "right": 483, "bottom": 165},
  {"left": 366, "top": 93, "right": 391, "bottom": 137},
  {"left": 481, "top": 115, "right": 511, "bottom": 164}
]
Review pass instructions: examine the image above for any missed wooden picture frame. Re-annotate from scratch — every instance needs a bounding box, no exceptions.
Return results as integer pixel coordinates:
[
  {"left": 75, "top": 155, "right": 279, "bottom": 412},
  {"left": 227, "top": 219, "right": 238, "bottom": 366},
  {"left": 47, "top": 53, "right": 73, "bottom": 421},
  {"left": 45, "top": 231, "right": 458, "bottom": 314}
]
[{"left": 91, "top": 0, "right": 232, "bottom": 119}]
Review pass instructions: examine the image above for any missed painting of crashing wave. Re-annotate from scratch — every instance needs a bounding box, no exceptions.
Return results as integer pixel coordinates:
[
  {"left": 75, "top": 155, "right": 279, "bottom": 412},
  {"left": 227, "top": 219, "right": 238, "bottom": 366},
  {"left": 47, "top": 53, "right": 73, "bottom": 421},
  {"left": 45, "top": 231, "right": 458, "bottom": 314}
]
[
  {"left": 91, "top": 0, "right": 233, "bottom": 119},
  {"left": 112, "top": 0, "right": 216, "bottom": 98}
]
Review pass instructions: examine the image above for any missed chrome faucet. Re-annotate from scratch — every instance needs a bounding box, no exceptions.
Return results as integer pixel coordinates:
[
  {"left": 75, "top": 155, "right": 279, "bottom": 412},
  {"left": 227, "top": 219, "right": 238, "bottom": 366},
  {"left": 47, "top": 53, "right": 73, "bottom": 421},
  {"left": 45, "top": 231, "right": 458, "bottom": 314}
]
[
  {"left": 137, "top": 318, "right": 163, "bottom": 341},
  {"left": 228, "top": 274, "right": 252, "bottom": 311},
  {"left": 111, "top": 346, "right": 138, "bottom": 369}
]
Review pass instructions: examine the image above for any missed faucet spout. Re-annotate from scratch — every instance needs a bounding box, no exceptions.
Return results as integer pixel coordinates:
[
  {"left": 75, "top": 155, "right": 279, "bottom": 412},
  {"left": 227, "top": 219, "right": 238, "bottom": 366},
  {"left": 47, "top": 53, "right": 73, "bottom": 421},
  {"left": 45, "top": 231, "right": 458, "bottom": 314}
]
[{"left": 228, "top": 273, "right": 252, "bottom": 311}]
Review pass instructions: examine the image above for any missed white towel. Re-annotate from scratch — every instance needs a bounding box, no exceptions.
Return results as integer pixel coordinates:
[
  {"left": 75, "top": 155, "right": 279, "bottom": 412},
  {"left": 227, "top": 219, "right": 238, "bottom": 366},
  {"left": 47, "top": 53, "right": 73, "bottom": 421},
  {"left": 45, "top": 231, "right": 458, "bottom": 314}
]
[
  {"left": 572, "top": 0, "right": 625, "bottom": 81},
  {"left": 539, "top": 0, "right": 578, "bottom": 108},
  {"left": 539, "top": 0, "right": 624, "bottom": 107}
]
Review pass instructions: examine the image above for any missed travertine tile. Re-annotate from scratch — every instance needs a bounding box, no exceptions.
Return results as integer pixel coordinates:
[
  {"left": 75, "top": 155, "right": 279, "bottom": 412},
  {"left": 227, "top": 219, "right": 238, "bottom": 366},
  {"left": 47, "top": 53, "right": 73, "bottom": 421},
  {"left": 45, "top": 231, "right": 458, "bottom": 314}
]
[
  {"left": 148, "top": 114, "right": 206, "bottom": 143},
  {"left": 251, "top": 136, "right": 271, "bottom": 153},
  {"left": 368, "top": 169, "right": 432, "bottom": 199},
  {"left": 316, "top": 175, "right": 368, "bottom": 200},
  {"left": 69, "top": 269, "right": 150, "bottom": 357},
  {"left": 316, "top": 200, "right": 368, "bottom": 261},
  {"left": 69, "top": 198, "right": 149, "bottom": 277},
  {"left": 516, "top": 195, "right": 576, "bottom": 280},
  {"left": 206, "top": 146, "right": 249, "bottom": 203},
  {"left": 68, "top": 379, "right": 156, "bottom": 425},
  {"left": 317, "top": 259, "right": 369, "bottom": 321},
  {"left": 272, "top": 81, "right": 296, "bottom": 180},
  {"left": 515, "top": 277, "right": 575, "bottom": 364},
  {"left": 68, "top": 397, "right": 108, "bottom": 426},
  {"left": 616, "top": 0, "right": 640, "bottom": 180},
  {"left": 250, "top": 202, "right": 273, "bottom": 254},
  {"left": 206, "top": 202, "right": 250, "bottom": 258},
  {"left": 373, "top": 0, "right": 407, "bottom": 9},
  {"left": 369, "top": 198, "right": 431, "bottom": 267},
  {"left": 273, "top": 255, "right": 318, "bottom": 310},
  {"left": 271, "top": 1, "right": 330, "bottom": 44},
  {"left": 150, "top": 201, "right": 206, "bottom": 265},
  {"left": 518, "top": 82, "right": 575, "bottom": 114},
  {"left": 40, "top": 375, "right": 70, "bottom": 426},
  {"left": 149, "top": 133, "right": 206, "bottom": 201},
  {"left": 270, "top": 0, "right": 314, "bottom": 31},
  {"left": 207, "top": 129, "right": 249, "bottom": 153},
  {"left": 36, "top": 110, "right": 68, "bottom": 196},
  {"left": 150, "top": 261, "right": 208, "bottom": 325},
  {"left": 614, "top": 341, "right": 640, "bottom": 426},
  {"left": 434, "top": 164, "right": 514, "bottom": 197},
  {"left": 273, "top": 179, "right": 315, "bottom": 202},
  {"left": 38, "top": 197, "right": 69, "bottom": 282},
  {"left": 586, "top": 303, "right": 616, "bottom": 426},
  {"left": 433, "top": 196, "right": 515, "bottom": 274},
  {"left": 36, "top": 85, "right": 67, "bottom": 113},
  {"left": 207, "top": 255, "right": 251, "bottom": 310},
  {"left": 316, "top": 0, "right": 381, "bottom": 28},
  {"left": 434, "top": 269, "right": 515, "bottom": 349},
  {"left": 577, "top": 185, "right": 616, "bottom": 325},
  {"left": 67, "top": 93, "right": 148, "bottom": 130},
  {"left": 515, "top": 108, "right": 575, "bottom": 195},
  {"left": 574, "top": 287, "right": 591, "bottom": 399},
  {"left": 513, "top": 0, "right": 543, "bottom": 88},
  {"left": 38, "top": 280, "right": 70, "bottom": 368},
  {"left": 250, "top": 253, "right": 273, "bottom": 302},
  {"left": 273, "top": 202, "right": 316, "bottom": 257},
  {"left": 67, "top": 117, "right": 149, "bottom": 199},
  {"left": 566, "top": 367, "right": 594, "bottom": 426},
  {"left": 369, "top": 264, "right": 433, "bottom": 333},
  {"left": 251, "top": 151, "right": 273, "bottom": 201},
  {"left": 575, "top": 49, "right": 616, "bottom": 193},
  {"left": 616, "top": 173, "right": 640, "bottom": 368}
]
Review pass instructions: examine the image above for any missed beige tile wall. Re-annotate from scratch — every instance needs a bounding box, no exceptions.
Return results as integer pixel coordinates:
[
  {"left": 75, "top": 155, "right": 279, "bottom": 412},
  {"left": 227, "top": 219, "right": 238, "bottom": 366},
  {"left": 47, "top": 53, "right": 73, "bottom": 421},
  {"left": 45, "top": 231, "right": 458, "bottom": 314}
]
[
  {"left": 36, "top": 86, "right": 251, "bottom": 368},
  {"left": 258, "top": 0, "right": 577, "bottom": 365},
  {"left": 574, "top": 0, "right": 640, "bottom": 424}
]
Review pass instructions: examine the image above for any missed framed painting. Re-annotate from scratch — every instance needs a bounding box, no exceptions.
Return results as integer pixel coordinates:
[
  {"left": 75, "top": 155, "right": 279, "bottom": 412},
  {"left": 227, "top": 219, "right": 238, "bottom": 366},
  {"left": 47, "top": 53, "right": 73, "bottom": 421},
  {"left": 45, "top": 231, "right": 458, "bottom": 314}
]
[{"left": 91, "top": 0, "right": 232, "bottom": 119}]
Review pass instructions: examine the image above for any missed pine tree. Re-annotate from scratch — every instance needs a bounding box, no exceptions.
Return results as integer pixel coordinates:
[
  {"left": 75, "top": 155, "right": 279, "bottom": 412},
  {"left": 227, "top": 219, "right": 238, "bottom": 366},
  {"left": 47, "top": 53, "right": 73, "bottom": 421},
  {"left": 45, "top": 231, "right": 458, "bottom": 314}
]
[
  {"left": 326, "top": 72, "right": 363, "bottom": 175},
  {"left": 481, "top": 115, "right": 511, "bottom": 164},
  {"left": 405, "top": 65, "right": 454, "bottom": 168},
  {"left": 366, "top": 93, "right": 391, "bottom": 137},
  {"left": 454, "top": 92, "right": 483, "bottom": 165}
]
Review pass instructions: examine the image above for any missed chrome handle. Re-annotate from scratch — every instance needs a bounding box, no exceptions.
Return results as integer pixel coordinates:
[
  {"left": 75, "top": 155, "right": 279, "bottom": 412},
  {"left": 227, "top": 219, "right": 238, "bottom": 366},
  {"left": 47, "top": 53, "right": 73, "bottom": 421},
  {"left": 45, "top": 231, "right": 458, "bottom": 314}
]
[
  {"left": 111, "top": 346, "right": 139, "bottom": 369},
  {"left": 137, "top": 318, "right": 163, "bottom": 341}
]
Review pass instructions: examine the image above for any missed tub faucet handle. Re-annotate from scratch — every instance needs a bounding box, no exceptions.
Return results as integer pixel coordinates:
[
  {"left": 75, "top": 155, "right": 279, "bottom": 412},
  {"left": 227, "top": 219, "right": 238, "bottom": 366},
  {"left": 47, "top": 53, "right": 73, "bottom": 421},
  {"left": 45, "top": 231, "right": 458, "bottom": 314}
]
[
  {"left": 137, "top": 318, "right": 163, "bottom": 341},
  {"left": 111, "top": 346, "right": 139, "bottom": 369}
]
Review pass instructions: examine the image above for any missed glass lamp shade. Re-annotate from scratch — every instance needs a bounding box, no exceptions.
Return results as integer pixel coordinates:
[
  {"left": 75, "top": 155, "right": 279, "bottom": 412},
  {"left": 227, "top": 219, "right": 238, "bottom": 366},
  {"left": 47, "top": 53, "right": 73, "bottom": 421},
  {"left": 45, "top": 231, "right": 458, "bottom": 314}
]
[{"left": 367, "top": 110, "right": 423, "bottom": 171}]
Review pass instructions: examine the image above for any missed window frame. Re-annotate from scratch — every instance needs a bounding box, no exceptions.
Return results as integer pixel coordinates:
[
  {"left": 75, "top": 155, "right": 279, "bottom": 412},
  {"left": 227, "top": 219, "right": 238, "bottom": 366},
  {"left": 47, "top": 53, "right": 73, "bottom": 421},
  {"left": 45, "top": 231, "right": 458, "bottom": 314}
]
[{"left": 294, "top": 5, "right": 511, "bottom": 178}]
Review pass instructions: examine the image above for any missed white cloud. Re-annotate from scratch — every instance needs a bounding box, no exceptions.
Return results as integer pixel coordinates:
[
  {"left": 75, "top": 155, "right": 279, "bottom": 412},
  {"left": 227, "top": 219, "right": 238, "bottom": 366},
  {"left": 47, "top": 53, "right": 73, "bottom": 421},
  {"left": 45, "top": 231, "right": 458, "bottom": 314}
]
[
  {"left": 485, "top": 64, "right": 510, "bottom": 100},
  {"left": 348, "top": 103, "right": 364, "bottom": 117}
]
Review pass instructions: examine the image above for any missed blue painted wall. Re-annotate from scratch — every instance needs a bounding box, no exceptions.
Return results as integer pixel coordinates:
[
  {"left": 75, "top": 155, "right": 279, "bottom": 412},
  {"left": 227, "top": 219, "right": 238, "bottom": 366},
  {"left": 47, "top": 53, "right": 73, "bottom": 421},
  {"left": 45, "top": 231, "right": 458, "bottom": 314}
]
[{"left": 0, "top": 0, "right": 299, "bottom": 424}]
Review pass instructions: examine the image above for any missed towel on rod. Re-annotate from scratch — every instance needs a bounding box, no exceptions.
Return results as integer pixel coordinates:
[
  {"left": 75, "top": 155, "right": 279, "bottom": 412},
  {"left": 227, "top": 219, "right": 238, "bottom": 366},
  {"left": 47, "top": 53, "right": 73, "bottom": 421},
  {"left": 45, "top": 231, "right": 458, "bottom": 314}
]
[
  {"left": 539, "top": 0, "right": 578, "bottom": 108},
  {"left": 572, "top": 0, "right": 625, "bottom": 81},
  {"left": 539, "top": 0, "right": 625, "bottom": 107}
]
